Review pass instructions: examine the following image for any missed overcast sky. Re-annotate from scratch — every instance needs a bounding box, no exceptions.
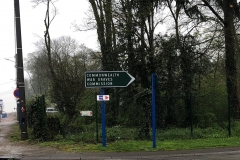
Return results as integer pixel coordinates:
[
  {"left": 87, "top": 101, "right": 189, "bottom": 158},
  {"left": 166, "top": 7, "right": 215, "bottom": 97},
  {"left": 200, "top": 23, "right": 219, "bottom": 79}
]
[{"left": 0, "top": 0, "right": 98, "bottom": 112}]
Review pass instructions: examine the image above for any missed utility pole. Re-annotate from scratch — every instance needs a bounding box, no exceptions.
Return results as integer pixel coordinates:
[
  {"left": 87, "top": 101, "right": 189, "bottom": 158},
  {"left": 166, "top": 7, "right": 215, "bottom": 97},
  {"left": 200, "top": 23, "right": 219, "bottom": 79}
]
[{"left": 14, "top": 0, "right": 28, "bottom": 140}]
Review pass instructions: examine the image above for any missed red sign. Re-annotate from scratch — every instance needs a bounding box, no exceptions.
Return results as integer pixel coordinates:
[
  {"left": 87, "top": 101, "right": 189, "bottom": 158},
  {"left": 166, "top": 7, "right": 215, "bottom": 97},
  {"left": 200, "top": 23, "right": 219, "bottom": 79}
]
[{"left": 13, "top": 88, "right": 19, "bottom": 98}]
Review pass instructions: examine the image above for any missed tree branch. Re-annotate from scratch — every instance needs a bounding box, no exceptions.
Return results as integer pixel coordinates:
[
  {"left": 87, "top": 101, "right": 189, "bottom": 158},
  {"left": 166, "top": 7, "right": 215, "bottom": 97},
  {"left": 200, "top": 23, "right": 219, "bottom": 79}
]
[{"left": 202, "top": 0, "right": 225, "bottom": 25}]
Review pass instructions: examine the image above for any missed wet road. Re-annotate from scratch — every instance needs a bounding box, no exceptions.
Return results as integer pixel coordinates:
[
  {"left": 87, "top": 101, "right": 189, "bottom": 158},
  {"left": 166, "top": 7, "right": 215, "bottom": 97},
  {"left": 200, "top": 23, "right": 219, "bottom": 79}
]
[
  {"left": 20, "top": 148, "right": 240, "bottom": 160},
  {"left": 0, "top": 113, "right": 61, "bottom": 159}
]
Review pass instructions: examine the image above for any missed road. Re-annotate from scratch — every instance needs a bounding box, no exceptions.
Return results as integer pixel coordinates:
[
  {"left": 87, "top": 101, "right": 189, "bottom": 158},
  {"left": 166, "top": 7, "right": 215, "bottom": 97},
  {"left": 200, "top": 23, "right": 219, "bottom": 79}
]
[{"left": 1, "top": 113, "right": 240, "bottom": 160}]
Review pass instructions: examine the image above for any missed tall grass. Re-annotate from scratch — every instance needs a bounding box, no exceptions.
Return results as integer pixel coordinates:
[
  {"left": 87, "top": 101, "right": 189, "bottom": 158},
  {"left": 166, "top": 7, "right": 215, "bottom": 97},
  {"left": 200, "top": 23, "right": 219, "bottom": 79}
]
[{"left": 58, "top": 123, "right": 233, "bottom": 143}]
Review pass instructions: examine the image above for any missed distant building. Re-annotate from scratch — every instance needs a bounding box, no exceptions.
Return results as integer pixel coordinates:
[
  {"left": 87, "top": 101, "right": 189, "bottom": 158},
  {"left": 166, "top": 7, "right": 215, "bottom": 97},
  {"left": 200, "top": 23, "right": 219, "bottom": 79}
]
[{"left": 0, "top": 99, "right": 2, "bottom": 114}]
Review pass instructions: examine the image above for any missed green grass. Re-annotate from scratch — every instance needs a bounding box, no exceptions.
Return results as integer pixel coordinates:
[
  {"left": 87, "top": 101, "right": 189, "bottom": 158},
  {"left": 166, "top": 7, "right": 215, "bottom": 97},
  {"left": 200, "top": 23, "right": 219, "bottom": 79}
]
[
  {"left": 38, "top": 137, "right": 240, "bottom": 152},
  {"left": 9, "top": 123, "right": 240, "bottom": 152},
  {"left": 7, "top": 123, "right": 22, "bottom": 141}
]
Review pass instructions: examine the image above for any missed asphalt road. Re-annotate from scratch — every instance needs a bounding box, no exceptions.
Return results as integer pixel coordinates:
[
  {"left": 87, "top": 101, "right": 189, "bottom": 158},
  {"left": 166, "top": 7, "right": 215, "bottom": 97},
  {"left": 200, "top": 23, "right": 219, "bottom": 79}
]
[{"left": 20, "top": 147, "right": 240, "bottom": 160}]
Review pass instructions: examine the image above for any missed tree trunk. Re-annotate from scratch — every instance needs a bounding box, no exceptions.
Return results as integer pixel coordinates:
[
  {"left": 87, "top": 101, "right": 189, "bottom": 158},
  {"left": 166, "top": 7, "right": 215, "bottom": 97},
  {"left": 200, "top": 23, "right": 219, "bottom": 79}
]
[{"left": 223, "top": 0, "right": 240, "bottom": 119}]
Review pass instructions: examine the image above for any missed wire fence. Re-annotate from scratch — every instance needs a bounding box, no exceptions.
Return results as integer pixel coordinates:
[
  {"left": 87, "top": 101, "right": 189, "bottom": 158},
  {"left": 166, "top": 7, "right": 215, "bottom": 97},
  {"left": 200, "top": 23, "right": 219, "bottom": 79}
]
[{"left": 25, "top": 88, "right": 240, "bottom": 143}]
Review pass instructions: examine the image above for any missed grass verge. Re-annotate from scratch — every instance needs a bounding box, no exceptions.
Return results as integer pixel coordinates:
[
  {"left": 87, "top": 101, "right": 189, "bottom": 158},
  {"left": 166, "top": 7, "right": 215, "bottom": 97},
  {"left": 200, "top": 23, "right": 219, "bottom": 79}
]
[
  {"left": 37, "top": 138, "right": 240, "bottom": 152},
  {"left": 9, "top": 123, "right": 240, "bottom": 153}
]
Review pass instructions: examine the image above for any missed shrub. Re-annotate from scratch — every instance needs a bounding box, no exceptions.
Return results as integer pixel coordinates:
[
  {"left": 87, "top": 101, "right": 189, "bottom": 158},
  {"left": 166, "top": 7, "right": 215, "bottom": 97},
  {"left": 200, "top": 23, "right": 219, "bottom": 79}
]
[
  {"left": 231, "top": 121, "right": 240, "bottom": 137},
  {"left": 196, "top": 112, "right": 217, "bottom": 128},
  {"left": 46, "top": 116, "right": 61, "bottom": 140},
  {"left": 59, "top": 114, "right": 85, "bottom": 136}
]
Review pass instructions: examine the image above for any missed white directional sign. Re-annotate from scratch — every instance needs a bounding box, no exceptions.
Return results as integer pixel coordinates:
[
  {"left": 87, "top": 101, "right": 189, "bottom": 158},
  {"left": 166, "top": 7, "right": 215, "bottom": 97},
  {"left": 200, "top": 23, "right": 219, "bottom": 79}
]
[
  {"left": 97, "top": 95, "right": 110, "bottom": 101},
  {"left": 80, "top": 111, "right": 93, "bottom": 116}
]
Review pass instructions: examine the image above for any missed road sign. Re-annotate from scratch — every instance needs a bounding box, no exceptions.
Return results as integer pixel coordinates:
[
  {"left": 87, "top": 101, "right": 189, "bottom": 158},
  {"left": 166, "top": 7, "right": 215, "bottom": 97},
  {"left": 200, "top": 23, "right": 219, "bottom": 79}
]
[
  {"left": 97, "top": 95, "right": 110, "bottom": 101},
  {"left": 80, "top": 111, "right": 93, "bottom": 116},
  {"left": 85, "top": 71, "right": 135, "bottom": 88},
  {"left": 13, "top": 88, "right": 19, "bottom": 98}
]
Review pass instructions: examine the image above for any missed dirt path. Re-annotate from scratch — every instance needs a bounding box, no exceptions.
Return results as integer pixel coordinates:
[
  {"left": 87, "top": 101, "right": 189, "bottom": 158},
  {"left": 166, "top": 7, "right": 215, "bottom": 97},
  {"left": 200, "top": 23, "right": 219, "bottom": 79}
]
[{"left": 0, "top": 113, "right": 61, "bottom": 159}]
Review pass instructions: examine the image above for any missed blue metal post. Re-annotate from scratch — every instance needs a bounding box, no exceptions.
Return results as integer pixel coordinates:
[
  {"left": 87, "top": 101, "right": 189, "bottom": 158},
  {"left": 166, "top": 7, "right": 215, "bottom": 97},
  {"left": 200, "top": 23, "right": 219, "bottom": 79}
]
[
  {"left": 101, "top": 88, "right": 106, "bottom": 147},
  {"left": 152, "top": 73, "right": 156, "bottom": 148}
]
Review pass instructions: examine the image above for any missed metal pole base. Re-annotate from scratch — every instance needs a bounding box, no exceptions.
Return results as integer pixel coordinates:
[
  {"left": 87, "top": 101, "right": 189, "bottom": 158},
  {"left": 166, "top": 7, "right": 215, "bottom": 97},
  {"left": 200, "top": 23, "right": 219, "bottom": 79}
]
[{"left": 21, "top": 132, "right": 28, "bottom": 140}]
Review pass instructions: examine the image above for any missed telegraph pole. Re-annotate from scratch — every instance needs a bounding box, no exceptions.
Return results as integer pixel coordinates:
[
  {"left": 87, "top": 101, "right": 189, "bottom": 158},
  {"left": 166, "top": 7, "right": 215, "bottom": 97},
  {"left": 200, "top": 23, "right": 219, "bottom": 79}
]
[{"left": 14, "top": 0, "right": 28, "bottom": 140}]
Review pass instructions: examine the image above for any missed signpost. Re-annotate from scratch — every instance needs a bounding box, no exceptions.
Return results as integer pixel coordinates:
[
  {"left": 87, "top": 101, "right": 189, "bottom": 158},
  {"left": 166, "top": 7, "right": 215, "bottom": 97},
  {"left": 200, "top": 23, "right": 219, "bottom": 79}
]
[
  {"left": 15, "top": 0, "right": 28, "bottom": 140},
  {"left": 100, "top": 88, "right": 106, "bottom": 146},
  {"left": 85, "top": 71, "right": 135, "bottom": 147},
  {"left": 151, "top": 73, "right": 157, "bottom": 148},
  {"left": 85, "top": 71, "right": 135, "bottom": 88}
]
